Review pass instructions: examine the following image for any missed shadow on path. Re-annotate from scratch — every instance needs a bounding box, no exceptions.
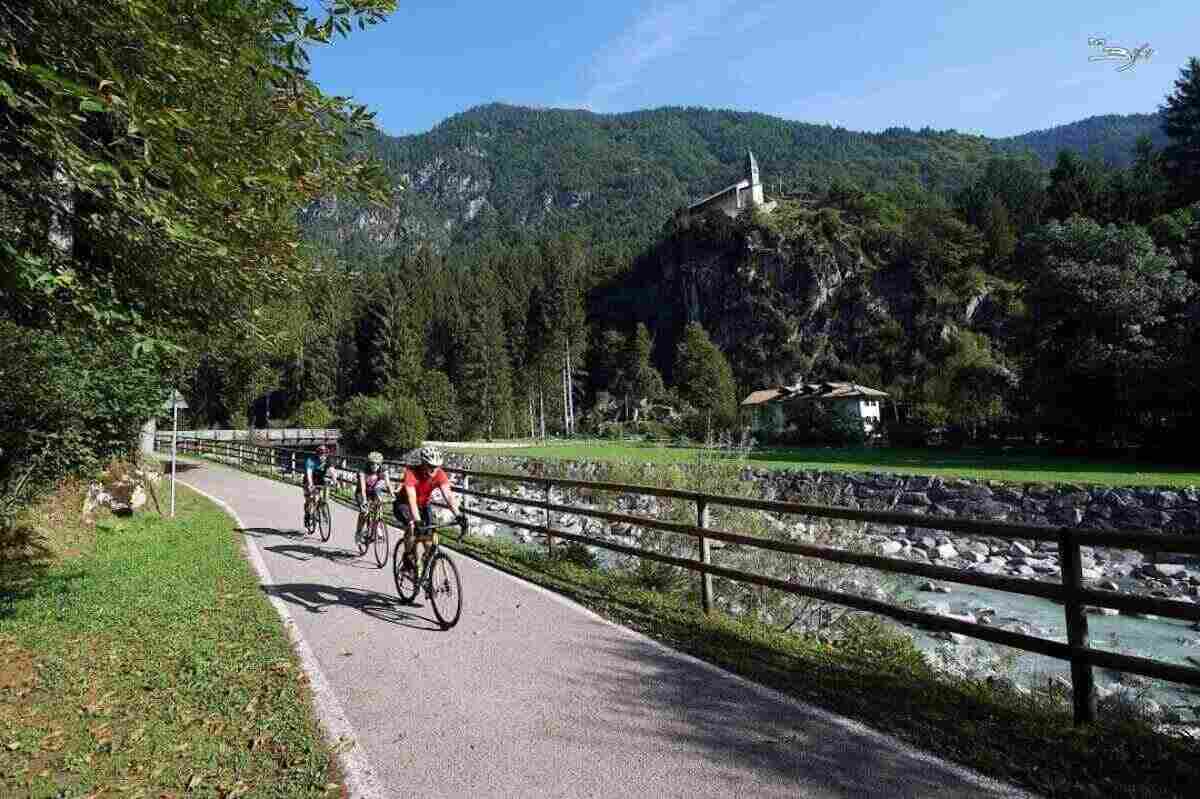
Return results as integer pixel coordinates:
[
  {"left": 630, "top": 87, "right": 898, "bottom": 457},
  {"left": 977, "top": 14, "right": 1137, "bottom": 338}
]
[
  {"left": 158, "top": 461, "right": 203, "bottom": 474},
  {"left": 561, "top": 637, "right": 1029, "bottom": 798},
  {"left": 236, "top": 526, "right": 303, "bottom": 539},
  {"left": 262, "top": 543, "right": 360, "bottom": 564},
  {"left": 261, "top": 582, "right": 444, "bottom": 631}
]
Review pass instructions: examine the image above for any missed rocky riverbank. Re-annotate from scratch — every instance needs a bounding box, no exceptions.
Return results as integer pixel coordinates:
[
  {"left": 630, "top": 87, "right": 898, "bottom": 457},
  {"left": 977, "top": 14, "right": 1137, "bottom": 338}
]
[{"left": 449, "top": 452, "right": 1200, "bottom": 731}]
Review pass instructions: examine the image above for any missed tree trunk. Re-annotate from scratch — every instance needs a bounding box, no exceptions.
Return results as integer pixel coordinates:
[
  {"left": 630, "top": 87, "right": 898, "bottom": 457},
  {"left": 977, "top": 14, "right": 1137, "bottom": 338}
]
[
  {"left": 539, "top": 387, "right": 546, "bottom": 440},
  {"left": 561, "top": 360, "right": 567, "bottom": 436},
  {"left": 565, "top": 338, "right": 575, "bottom": 436}
]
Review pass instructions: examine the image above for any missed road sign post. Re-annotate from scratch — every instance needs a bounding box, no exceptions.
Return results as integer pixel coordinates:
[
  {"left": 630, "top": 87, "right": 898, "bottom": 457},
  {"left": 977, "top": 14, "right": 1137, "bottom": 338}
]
[{"left": 162, "top": 390, "right": 189, "bottom": 518}]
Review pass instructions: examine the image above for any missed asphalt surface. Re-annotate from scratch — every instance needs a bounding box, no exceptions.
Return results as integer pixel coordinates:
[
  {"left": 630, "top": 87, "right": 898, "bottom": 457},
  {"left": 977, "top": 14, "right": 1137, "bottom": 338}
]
[{"left": 175, "top": 459, "right": 1037, "bottom": 799}]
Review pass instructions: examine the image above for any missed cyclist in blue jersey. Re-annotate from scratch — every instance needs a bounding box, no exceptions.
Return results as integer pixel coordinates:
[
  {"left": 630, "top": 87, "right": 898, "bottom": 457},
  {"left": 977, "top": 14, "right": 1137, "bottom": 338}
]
[{"left": 303, "top": 444, "right": 333, "bottom": 529}]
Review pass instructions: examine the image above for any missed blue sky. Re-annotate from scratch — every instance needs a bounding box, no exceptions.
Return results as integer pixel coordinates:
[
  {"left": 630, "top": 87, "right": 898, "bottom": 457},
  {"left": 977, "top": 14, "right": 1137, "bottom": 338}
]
[{"left": 303, "top": 1, "right": 1198, "bottom": 138}]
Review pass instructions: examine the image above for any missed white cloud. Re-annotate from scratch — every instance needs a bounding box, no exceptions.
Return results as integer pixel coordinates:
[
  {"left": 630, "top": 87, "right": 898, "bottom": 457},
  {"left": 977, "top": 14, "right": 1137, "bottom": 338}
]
[{"left": 583, "top": 0, "right": 738, "bottom": 110}]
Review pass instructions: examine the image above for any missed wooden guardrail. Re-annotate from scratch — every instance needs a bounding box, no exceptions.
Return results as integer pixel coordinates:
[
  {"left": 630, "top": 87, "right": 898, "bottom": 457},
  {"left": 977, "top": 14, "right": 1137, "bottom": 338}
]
[
  {"left": 158, "top": 435, "right": 1200, "bottom": 726},
  {"left": 166, "top": 428, "right": 340, "bottom": 442}
]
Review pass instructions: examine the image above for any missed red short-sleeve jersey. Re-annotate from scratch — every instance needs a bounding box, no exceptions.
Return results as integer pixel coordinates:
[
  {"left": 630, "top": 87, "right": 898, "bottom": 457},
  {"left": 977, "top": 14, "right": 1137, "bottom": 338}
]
[{"left": 403, "top": 466, "right": 450, "bottom": 507}]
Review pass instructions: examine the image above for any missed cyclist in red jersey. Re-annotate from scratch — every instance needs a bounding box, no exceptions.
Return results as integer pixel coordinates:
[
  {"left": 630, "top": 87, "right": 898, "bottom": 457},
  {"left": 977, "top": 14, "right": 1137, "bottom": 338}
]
[{"left": 394, "top": 445, "right": 461, "bottom": 577}]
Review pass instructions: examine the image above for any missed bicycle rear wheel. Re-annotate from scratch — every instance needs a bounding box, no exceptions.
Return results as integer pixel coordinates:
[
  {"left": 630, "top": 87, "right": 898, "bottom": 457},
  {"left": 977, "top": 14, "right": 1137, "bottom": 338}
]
[
  {"left": 317, "top": 501, "right": 332, "bottom": 542},
  {"left": 372, "top": 520, "right": 389, "bottom": 568},
  {"left": 427, "top": 552, "right": 462, "bottom": 628},
  {"left": 392, "top": 540, "right": 419, "bottom": 603}
]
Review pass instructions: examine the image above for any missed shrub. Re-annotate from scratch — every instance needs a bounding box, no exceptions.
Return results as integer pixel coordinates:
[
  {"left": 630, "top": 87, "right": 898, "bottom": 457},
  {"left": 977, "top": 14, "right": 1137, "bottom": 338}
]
[
  {"left": 293, "top": 399, "right": 334, "bottom": 429},
  {"left": 882, "top": 402, "right": 948, "bottom": 447},
  {"left": 599, "top": 422, "right": 625, "bottom": 440},
  {"left": 634, "top": 420, "right": 670, "bottom": 440},
  {"left": 767, "top": 404, "right": 867, "bottom": 447},
  {"left": 831, "top": 614, "right": 931, "bottom": 676},
  {"left": 338, "top": 395, "right": 387, "bottom": 453},
  {"left": 338, "top": 394, "right": 427, "bottom": 455},
  {"left": 0, "top": 324, "right": 165, "bottom": 527},
  {"left": 421, "top": 370, "right": 459, "bottom": 441},
  {"left": 384, "top": 395, "right": 428, "bottom": 453},
  {"left": 552, "top": 541, "right": 599, "bottom": 570}
]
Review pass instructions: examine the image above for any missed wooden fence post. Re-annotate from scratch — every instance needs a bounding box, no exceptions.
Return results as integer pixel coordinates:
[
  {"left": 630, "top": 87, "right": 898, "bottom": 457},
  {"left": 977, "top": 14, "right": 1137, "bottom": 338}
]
[
  {"left": 544, "top": 479, "right": 554, "bottom": 554},
  {"left": 698, "top": 499, "right": 713, "bottom": 614},
  {"left": 1060, "top": 527, "right": 1097, "bottom": 725}
]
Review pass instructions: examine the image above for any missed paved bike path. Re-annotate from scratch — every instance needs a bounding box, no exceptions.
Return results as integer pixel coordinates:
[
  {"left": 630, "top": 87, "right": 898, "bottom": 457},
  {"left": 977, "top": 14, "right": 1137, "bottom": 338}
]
[{"left": 176, "top": 460, "right": 1036, "bottom": 799}]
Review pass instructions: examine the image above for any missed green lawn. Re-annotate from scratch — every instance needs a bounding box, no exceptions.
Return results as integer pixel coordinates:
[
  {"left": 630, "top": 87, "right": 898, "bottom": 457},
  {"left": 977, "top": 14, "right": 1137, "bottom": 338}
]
[
  {"left": 450, "top": 440, "right": 1200, "bottom": 488},
  {"left": 0, "top": 484, "right": 342, "bottom": 799}
]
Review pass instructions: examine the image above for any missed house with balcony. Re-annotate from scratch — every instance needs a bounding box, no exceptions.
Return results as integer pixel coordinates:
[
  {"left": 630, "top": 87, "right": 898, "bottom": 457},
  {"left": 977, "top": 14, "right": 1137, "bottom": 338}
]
[{"left": 740, "top": 380, "right": 889, "bottom": 436}]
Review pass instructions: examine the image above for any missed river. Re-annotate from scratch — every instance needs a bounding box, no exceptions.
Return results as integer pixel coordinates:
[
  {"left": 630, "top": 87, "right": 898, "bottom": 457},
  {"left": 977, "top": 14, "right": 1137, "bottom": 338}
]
[{"left": 472, "top": 518, "right": 1199, "bottom": 721}]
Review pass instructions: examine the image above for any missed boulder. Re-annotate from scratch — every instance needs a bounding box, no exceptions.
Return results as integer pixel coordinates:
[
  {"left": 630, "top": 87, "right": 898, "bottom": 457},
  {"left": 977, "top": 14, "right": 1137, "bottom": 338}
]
[
  {"left": 933, "top": 543, "right": 959, "bottom": 560},
  {"left": 1143, "top": 563, "right": 1189, "bottom": 579},
  {"left": 1009, "top": 541, "right": 1034, "bottom": 557}
]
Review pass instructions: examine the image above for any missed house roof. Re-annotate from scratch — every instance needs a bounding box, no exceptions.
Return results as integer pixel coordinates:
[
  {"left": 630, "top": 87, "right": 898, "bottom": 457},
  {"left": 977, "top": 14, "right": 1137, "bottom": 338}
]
[
  {"left": 740, "top": 382, "right": 888, "bottom": 406},
  {"left": 688, "top": 178, "right": 750, "bottom": 211},
  {"left": 741, "top": 388, "right": 783, "bottom": 406}
]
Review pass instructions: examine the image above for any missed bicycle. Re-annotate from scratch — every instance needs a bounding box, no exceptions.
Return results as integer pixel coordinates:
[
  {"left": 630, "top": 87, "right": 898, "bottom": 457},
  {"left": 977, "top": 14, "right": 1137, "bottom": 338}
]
[
  {"left": 355, "top": 494, "right": 391, "bottom": 568},
  {"left": 392, "top": 515, "right": 468, "bottom": 628},
  {"left": 304, "top": 483, "right": 333, "bottom": 543}
]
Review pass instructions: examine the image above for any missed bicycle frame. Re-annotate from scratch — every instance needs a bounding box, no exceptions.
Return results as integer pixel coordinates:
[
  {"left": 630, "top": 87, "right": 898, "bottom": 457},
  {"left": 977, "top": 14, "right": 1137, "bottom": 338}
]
[{"left": 406, "top": 521, "right": 462, "bottom": 580}]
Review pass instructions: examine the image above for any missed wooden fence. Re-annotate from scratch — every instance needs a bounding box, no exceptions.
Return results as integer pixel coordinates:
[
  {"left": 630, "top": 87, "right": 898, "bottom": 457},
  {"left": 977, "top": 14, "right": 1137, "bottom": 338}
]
[
  {"left": 159, "top": 435, "right": 1200, "bottom": 725},
  {"left": 166, "top": 428, "right": 340, "bottom": 443}
]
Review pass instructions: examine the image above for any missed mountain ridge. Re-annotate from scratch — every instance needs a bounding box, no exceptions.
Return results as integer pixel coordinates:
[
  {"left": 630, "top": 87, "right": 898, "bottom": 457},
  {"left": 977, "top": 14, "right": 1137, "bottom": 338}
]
[{"left": 305, "top": 103, "right": 1165, "bottom": 257}]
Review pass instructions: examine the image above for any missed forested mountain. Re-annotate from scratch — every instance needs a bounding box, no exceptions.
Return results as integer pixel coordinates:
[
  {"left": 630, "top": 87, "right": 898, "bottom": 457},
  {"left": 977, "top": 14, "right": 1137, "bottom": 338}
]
[
  {"left": 285, "top": 80, "right": 1200, "bottom": 452},
  {"left": 302, "top": 104, "right": 1166, "bottom": 261},
  {"left": 995, "top": 112, "right": 1167, "bottom": 168}
]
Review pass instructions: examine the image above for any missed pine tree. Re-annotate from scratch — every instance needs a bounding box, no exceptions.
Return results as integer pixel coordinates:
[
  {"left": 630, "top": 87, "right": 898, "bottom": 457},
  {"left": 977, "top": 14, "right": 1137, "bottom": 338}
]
[
  {"left": 542, "top": 235, "right": 588, "bottom": 436},
  {"left": 457, "top": 267, "right": 514, "bottom": 440},
  {"left": 1160, "top": 57, "right": 1200, "bottom": 206},
  {"left": 370, "top": 273, "right": 425, "bottom": 399},
  {"left": 625, "top": 323, "right": 664, "bottom": 421},
  {"left": 673, "top": 321, "right": 738, "bottom": 438}
]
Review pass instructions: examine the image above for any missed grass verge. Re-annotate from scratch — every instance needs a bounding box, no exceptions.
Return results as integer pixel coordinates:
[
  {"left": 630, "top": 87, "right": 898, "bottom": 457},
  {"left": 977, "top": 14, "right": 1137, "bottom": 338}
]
[
  {"left": 443, "top": 533, "right": 1200, "bottom": 799},
  {"left": 0, "top": 481, "right": 343, "bottom": 799},
  {"left": 451, "top": 440, "right": 1200, "bottom": 488}
]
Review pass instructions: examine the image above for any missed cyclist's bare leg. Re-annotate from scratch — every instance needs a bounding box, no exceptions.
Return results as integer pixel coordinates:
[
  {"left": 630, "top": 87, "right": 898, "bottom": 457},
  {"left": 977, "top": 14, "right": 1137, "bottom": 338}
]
[{"left": 303, "top": 485, "right": 315, "bottom": 524}]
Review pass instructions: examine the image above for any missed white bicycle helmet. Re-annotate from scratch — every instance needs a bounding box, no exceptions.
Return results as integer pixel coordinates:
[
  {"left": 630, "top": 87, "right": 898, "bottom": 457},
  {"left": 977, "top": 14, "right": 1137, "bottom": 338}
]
[{"left": 417, "top": 445, "right": 443, "bottom": 467}]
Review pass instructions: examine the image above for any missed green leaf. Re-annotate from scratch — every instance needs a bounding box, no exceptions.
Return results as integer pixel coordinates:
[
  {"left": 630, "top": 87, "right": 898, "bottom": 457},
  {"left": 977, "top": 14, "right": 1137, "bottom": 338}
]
[{"left": 79, "top": 98, "right": 107, "bottom": 113}]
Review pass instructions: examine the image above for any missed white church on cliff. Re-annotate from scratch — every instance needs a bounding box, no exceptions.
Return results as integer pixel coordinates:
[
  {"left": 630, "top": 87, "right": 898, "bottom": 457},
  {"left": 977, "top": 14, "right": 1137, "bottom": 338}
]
[{"left": 687, "top": 149, "right": 777, "bottom": 219}]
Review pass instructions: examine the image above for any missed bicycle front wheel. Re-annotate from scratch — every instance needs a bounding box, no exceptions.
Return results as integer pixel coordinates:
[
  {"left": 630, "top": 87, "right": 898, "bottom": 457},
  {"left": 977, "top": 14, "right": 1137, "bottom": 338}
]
[
  {"left": 392, "top": 540, "right": 419, "bottom": 603},
  {"left": 372, "top": 520, "right": 389, "bottom": 568},
  {"left": 428, "top": 553, "right": 462, "bottom": 628},
  {"left": 317, "top": 501, "right": 332, "bottom": 542}
]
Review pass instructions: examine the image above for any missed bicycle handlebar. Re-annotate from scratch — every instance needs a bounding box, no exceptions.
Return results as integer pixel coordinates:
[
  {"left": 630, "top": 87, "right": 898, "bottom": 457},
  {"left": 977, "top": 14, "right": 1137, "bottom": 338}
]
[{"left": 409, "top": 516, "right": 470, "bottom": 541}]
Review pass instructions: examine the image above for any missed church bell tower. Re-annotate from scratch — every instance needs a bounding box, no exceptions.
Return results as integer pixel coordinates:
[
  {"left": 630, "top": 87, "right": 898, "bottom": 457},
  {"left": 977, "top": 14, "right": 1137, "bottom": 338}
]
[{"left": 746, "top": 149, "right": 764, "bottom": 206}]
